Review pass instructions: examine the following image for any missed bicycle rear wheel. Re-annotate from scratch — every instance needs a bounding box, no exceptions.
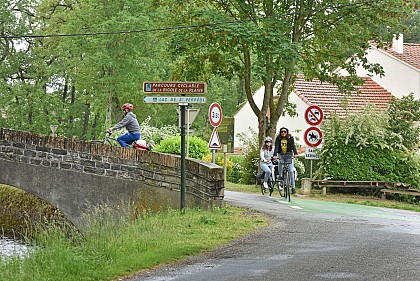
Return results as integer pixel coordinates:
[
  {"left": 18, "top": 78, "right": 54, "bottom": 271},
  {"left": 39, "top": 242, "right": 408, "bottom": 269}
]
[
  {"left": 260, "top": 183, "right": 265, "bottom": 195},
  {"left": 268, "top": 177, "right": 274, "bottom": 196}
]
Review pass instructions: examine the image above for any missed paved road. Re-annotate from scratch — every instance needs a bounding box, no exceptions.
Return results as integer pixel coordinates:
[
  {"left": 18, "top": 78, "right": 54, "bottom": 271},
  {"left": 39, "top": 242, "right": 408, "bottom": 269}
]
[{"left": 124, "top": 191, "right": 420, "bottom": 281}]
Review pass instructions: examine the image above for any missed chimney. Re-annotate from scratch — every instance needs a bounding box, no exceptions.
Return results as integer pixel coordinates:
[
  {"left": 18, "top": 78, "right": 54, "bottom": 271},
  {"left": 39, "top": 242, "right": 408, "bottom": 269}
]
[{"left": 392, "top": 34, "right": 404, "bottom": 54}]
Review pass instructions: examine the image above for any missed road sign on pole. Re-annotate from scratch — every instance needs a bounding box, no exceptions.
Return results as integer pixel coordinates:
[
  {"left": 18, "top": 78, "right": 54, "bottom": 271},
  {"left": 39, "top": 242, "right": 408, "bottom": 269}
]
[
  {"left": 304, "top": 127, "right": 323, "bottom": 147},
  {"left": 208, "top": 127, "right": 222, "bottom": 149},
  {"left": 305, "top": 147, "right": 320, "bottom": 160},
  {"left": 143, "top": 82, "right": 207, "bottom": 94},
  {"left": 305, "top": 105, "right": 324, "bottom": 126},
  {"left": 143, "top": 96, "right": 207, "bottom": 104},
  {"left": 177, "top": 108, "right": 200, "bottom": 127},
  {"left": 208, "top": 102, "right": 223, "bottom": 127}
]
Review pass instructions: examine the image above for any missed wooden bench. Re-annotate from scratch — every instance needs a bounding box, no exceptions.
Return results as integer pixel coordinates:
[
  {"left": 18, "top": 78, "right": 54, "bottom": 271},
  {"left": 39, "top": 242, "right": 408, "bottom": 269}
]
[
  {"left": 380, "top": 188, "right": 420, "bottom": 200},
  {"left": 311, "top": 180, "right": 393, "bottom": 195}
]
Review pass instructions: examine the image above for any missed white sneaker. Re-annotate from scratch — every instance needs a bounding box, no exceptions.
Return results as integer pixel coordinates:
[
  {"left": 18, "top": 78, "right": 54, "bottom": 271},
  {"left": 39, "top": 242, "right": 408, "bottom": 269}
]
[{"left": 263, "top": 182, "right": 268, "bottom": 189}]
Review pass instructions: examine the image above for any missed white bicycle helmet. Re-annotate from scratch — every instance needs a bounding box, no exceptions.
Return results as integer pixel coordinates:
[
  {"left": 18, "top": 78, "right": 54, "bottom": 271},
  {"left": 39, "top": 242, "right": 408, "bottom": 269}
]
[{"left": 264, "top": 136, "right": 273, "bottom": 142}]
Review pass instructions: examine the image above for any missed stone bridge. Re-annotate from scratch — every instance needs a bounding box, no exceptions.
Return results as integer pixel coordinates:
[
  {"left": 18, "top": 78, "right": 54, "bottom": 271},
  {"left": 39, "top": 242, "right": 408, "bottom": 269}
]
[{"left": 0, "top": 128, "right": 224, "bottom": 228}]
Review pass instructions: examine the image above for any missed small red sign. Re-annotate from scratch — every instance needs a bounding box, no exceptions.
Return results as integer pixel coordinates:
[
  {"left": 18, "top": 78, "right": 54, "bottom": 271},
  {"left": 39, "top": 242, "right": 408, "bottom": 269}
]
[
  {"left": 208, "top": 102, "right": 223, "bottom": 127},
  {"left": 304, "top": 127, "right": 323, "bottom": 147},
  {"left": 305, "top": 105, "right": 323, "bottom": 126}
]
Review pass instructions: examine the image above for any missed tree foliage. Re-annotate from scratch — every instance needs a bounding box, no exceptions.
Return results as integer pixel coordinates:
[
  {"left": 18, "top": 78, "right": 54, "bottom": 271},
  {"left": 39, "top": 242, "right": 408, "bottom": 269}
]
[
  {"left": 0, "top": 0, "right": 417, "bottom": 151},
  {"left": 162, "top": 0, "right": 417, "bottom": 145}
]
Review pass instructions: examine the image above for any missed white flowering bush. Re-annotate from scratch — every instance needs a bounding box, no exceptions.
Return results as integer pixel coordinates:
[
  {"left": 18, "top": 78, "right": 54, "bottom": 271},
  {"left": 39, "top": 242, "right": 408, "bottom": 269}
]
[{"left": 139, "top": 116, "right": 180, "bottom": 146}]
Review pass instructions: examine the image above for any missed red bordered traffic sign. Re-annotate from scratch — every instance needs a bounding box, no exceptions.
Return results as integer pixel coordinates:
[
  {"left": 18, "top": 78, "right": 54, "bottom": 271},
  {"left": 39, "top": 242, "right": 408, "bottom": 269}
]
[
  {"left": 305, "top": 105, "right": 323, "bottom": 126},
  {"left": 208, "top": 102, "right": 223, "bottom": 127},
  {"left": 208, "top": 127, "right": 222, "bottom": 149},
  {"left": 304, "top": 127, "right": 323, "bottom": 147}
]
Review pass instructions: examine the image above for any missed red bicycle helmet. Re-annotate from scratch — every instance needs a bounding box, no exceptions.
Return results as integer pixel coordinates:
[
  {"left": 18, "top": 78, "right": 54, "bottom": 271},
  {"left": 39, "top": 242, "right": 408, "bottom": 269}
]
[{"left": 122, "top": 103, "right": 134, "bottom": 110}]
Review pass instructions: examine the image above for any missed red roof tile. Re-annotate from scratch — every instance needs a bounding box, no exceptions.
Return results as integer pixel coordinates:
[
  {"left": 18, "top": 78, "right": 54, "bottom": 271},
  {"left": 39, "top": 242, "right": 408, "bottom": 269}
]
[
  {"left": 294, "top": 75, "right": 394, "bottom": 118},
  {"left": 383, "top": 43, "right": 420, "bottom": 70}
]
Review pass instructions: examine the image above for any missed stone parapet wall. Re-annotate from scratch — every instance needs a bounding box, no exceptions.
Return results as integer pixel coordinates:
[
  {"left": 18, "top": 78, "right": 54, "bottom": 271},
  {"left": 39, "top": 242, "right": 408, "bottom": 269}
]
[{"left": 0, "top": 128, "right": 224, "bottom": 209}]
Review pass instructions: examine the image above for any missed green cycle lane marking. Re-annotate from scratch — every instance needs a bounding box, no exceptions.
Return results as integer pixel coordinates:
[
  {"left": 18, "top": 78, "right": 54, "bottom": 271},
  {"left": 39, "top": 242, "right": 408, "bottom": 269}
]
[{"left": 277, "top": 197, "right": 419, "bottom": 222}]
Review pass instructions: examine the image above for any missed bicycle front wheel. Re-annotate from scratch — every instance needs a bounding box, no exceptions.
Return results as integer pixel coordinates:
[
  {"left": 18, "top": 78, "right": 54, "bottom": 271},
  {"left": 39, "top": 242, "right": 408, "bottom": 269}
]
[
  {"left": 276, "top": 180, "right": 284, "bottom": 197},
  {"left": 284, "top": 171, "right": 291, "bottom": 202}
]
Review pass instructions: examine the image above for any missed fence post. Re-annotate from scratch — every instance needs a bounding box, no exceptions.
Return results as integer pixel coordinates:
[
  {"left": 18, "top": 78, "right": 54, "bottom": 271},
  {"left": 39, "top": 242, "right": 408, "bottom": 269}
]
[{"left": 301, "top": 178, "right": 312, "bottom": 195}]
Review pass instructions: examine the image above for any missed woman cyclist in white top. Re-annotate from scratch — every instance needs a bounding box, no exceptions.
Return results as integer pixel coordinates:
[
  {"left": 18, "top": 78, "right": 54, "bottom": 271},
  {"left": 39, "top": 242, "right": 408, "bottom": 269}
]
[{"left": 260, "top": 136, "right": 275, "bottom": 190}]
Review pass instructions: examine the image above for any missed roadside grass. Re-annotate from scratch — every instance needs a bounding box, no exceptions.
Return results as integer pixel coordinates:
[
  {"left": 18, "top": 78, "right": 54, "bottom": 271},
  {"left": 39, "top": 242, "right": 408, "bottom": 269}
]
[
  {"left": 225, "top": 182, "right": 420, "bottom": 212},
  {"left": 0, "top": 205, "right": 268, "bottom": 281}
]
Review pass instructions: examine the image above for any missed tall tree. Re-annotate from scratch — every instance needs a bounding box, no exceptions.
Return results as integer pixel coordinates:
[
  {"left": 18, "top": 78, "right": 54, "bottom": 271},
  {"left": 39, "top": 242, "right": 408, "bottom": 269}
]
[
  {"left": 403, "top": 10, "right": 420, "bottom": 43},
  {"left": 0, "top": 0, "right": 52, "bottom": 133},
  {"left": 1, "top": 0, "right": 172, "bottom": 139},
  {"left": 35, "top": 0, "right": 170, "bottom": 139},
  {"left": 163, "top": 0, "right": 417, "bottom": 145}
]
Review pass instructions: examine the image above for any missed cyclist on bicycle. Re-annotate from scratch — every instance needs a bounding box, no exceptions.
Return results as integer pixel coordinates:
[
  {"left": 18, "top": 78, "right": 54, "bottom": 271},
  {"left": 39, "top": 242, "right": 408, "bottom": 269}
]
[
  {"left": 273, "top": 127, "right": 298, "bottom": 194},
  {"left": 107, "top": 103, "right": 141, "bottom": 148},
  {"left": 260, "top": 136, "right": 275, "bottom": 191}
]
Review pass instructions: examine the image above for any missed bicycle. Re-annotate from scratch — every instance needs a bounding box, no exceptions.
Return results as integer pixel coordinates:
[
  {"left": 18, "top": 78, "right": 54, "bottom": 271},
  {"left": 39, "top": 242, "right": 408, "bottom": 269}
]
[
  {"left": 277, "top": 152, "right": 294, "bottom": 202},
  {"left": 91, "top": 131, "right": 152, "bottom": 151},
  {"left": 259, "top": 159, "right": 282, "bottom": 197},
  {"left": 90, "top": 131, "right": 121, "bottom": 146},
  {"left": 259, "top": 165, "right": 275, "bottom": 195}
]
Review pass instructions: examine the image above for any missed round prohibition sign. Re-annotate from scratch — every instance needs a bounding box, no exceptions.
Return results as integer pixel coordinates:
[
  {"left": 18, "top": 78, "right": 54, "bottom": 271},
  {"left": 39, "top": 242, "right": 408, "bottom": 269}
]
[
  {"left": 208, "top": 102, "right": 223, "bottom": 127},
  {"left": 304, "top": 127, "right": 323, "bottom": 147},
  {"left": 305, "top": 105, "right": 323, "bottom": 126}
]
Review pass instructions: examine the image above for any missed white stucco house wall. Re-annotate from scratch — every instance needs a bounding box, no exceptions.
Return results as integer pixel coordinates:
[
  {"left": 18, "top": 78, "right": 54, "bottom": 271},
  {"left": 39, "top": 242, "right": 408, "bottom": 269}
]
[
  {"left": 354, "top": 35, "right": 419, "bottom": 99},
  {"left": 234, "top": 85, "right": 308, "bottom": 148}
]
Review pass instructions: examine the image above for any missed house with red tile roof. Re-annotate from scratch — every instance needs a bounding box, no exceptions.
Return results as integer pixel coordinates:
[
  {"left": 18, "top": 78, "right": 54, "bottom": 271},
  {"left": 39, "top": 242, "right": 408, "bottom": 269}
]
[
  {"left": 234, "top": 36, "right": 419, "bottom": 148},
  {"left": 353, "top": 35, "right": 419, "bottom": 99},
  {"left": 234, "top": 76, "right": 395, "bottom": 148}
]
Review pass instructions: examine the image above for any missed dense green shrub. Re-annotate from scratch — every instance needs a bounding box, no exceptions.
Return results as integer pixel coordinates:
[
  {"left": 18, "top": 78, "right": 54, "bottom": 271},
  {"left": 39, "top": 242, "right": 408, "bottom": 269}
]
[
  {"left": 236, "top": 130, "right": 260, "bottom": 184},
  {"left": 202, "top": 153, "right": 237, "bottom": 182},
  {"left": 153, "top": 135, "right": 211, "bottom": 160},
  {"left": 228, "top": 155, "right": 244, "bottom": 183},
  {"left": 388, "top": 94, "right": 420, "bottom": 150},
  {"left": 316, "top": 105, "right": 420, "bottom": 188}
]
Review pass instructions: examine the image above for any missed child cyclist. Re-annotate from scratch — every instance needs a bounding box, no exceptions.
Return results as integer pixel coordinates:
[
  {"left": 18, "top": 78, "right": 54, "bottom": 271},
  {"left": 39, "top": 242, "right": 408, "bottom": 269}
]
[
  {"left": 260, "top": 136, "right": 275, "bottom": 191},
  {"left": 107, "top": 103, "right": 141, "bottom": 148}
]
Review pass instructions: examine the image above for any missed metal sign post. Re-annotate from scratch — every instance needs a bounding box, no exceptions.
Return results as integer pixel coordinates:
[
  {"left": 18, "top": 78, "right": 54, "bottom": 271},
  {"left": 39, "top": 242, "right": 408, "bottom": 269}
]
[
  {"left": 208, "top": 103, "right": 223, "bottom": 163},
  {"left": 143, "top": 81, "right": 208, "bottom": 212},
  {"left": 179, "top": 102, "right": 187, "bottom": 211},
  {"left": 304, "top": 105, "right": 324, "bottom": 180}
]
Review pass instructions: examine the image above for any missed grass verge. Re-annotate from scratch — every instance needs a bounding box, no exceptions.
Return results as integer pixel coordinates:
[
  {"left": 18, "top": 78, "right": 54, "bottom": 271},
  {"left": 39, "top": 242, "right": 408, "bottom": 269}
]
[
  {"left": 0, "top": 205, "right": 268, "bottom": 281},
  {"left": 225, "top": 182, "right": 420, "bottom": 212}
]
